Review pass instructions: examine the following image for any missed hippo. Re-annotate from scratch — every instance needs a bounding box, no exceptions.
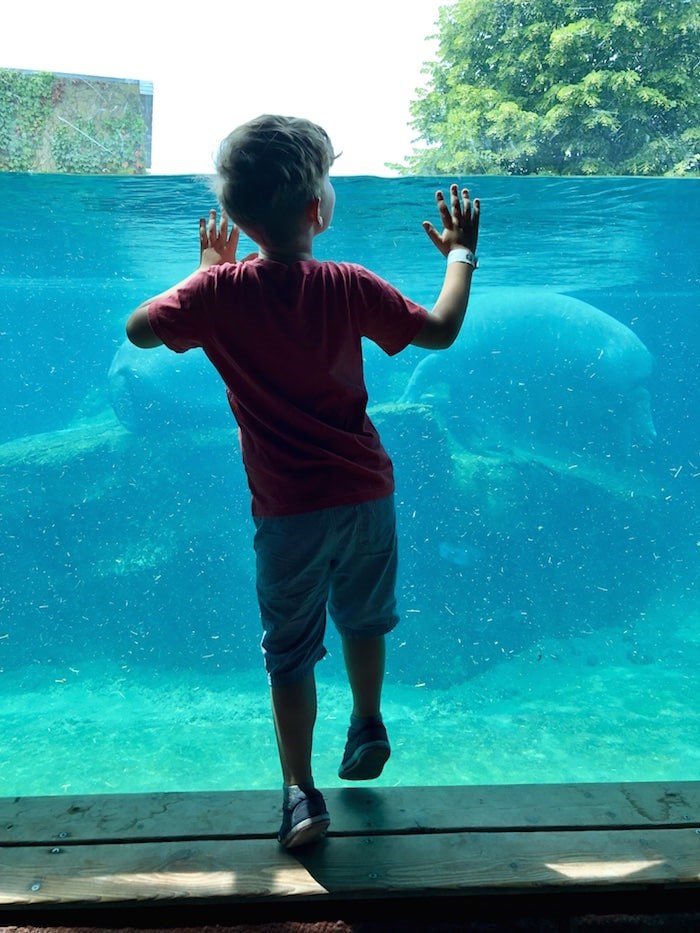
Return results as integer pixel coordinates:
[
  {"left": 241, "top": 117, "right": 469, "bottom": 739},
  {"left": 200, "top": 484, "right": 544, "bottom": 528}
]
[
  {"left": 108, "top": 339, "right": 231, "bottom": 433},
  {"left": 400, "top": 287, "right": 656, "bottom": 460}
]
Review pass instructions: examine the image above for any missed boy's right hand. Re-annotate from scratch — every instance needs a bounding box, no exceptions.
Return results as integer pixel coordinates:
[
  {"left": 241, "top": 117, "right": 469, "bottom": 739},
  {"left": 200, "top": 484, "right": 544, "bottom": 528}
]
[
  {"left": 422, "top": 184, "right": 480, "bottom": 257},
  {"left": 199, "top": 210, "right": 258, "bottom": 269}
]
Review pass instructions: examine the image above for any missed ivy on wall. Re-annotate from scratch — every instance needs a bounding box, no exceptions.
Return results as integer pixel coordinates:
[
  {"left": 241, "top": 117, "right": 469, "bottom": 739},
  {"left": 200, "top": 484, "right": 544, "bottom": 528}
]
[
  {"left": 50, "top": 111, "right": 148, "bottom": 174},
  {"left": 0, "top": 69, "right": 149, "bottom": 175},
  {"left": 0, "top": 71, "right": 55, "bottom": 172}
]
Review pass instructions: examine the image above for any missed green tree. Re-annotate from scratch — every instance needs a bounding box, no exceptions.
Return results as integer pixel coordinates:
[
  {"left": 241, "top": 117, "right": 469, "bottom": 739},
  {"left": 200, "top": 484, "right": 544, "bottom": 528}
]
[{"left": 401, "top": 0, "right": 700, "bottom": 175}]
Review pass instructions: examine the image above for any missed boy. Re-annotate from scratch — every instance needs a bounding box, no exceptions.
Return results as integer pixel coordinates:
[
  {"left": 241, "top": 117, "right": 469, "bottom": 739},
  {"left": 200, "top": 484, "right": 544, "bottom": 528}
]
[{"left": 126, "top": 114, "right": 480, "bottom": 849}]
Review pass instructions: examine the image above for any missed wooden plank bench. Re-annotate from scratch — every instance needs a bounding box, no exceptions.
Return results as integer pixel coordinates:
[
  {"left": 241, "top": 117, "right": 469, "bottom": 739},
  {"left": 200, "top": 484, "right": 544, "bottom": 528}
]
[{"left": 1, "top": 782, "right": 699, "bottom": 926}]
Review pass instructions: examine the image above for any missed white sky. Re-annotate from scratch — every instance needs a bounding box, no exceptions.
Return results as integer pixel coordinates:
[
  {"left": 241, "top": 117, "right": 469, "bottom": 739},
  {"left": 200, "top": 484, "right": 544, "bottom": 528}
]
[{"left": 2, "top": 0, "right": 447, "bottom": 175}]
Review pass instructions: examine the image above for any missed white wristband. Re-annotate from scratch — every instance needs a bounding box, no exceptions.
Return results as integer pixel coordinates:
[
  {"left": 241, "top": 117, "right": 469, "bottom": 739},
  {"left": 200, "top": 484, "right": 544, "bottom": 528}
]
[{"left": 447, "top": 248, "right": 478, "bottom": 269}]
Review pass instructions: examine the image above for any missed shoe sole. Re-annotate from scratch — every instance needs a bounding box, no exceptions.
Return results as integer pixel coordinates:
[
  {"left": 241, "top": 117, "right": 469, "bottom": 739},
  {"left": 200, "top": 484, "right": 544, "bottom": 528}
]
[
  {"left": 338, "top": 741, "right": 390, "bottom": 781},
  {"left": 279, "top": 814, "right": 330, "bottom": 849}
]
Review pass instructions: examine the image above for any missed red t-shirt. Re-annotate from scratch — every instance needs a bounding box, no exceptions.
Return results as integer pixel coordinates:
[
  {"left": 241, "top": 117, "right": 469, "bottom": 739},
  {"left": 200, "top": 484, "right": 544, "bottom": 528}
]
[{"left": 148, "top": 258, "right": 428, "bottom": 516}]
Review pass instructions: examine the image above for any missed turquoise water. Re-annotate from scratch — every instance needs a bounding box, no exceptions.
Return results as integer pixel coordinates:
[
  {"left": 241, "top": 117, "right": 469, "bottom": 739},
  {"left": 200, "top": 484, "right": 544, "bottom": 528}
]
[{"left": 1, "top": 174, "right": 698, "bottom": 796}]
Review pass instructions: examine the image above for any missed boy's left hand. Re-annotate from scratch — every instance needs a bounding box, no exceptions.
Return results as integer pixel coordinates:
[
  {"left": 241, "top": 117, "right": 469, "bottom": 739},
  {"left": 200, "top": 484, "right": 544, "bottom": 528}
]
[
  {"left": 422, "top": 184, "right": 480, "bottom": 257},
  {"left": 199, "top": 210, "right": 257, "bottom": 267}
]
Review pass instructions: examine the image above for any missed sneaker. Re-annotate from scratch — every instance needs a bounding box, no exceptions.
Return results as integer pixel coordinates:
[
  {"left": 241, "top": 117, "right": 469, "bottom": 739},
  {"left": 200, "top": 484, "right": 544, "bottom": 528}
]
[
  {"left": 338, "top": 720, "right": 391, "bottom": 780},
  {"left": 278, "top": 787, "right": 330, "bottom": 849}
]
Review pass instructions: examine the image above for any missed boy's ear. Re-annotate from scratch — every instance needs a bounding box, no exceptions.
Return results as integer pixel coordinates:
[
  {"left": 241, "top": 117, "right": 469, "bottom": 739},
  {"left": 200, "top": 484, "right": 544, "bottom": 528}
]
[{"left": 308, "top": 196, "right": 323, "bottom": 227}]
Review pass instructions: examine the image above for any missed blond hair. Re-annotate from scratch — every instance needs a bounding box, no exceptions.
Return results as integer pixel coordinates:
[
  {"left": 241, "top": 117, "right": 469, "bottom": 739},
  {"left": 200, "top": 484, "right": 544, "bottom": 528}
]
[{"left": 213, "top": 114, "right": 336, "bottom": 242}]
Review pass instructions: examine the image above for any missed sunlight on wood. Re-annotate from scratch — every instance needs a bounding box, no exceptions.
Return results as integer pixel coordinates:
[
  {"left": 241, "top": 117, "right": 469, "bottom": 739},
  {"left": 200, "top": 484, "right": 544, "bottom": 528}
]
[
  {"left": 91, "top": 870, "right": 240, "bottom": 894},
  {"left": 87, "top": 863, "right": 327, "bottom": 898},
  {"left": 545, "top": 859, "right": 665, "bottom": 880}
]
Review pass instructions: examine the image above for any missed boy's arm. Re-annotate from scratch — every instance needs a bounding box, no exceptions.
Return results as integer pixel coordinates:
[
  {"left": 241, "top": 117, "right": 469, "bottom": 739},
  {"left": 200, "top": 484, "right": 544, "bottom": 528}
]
[
  {"left": 126, "top": 211, "right": 244, "bottom": 349},
  {"left": 411, "top": 184, "right": 480, "bottom": 351},
  {"left": 126, "top": 273, "right": 196, "bottom": 348}
]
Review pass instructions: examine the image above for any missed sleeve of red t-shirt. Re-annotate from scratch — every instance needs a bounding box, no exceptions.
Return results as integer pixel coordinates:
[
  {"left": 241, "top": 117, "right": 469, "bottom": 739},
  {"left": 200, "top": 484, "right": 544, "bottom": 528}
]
[
  {"left": 346, "top": 264, "right": 429, "bottom": 356},
  {"left": 148, "top": 261, "right": 428, "bottom": 357},
  {"left": 147, "top": 267, "right": 218, "bottom": 353}
]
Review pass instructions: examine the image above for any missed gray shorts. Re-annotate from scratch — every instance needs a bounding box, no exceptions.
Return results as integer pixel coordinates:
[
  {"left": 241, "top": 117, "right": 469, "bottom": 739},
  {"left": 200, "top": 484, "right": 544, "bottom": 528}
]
[{"left": 253, "top": 495, "right": 399, "bottom": 686}]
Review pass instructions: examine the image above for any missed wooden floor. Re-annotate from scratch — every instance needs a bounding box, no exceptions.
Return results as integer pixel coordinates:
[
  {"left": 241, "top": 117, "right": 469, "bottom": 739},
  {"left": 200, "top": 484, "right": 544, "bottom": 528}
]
[{"left": 1, "top": 782, "right": 700, "bottom": 927}]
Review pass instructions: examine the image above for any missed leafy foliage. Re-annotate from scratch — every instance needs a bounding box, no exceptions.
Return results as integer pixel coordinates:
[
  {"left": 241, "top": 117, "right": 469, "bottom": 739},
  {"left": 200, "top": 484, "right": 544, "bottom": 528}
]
[
  {"left": 0, "top": 69, "right": 148, "bottom": 175},
  {"left": 0, "top": 71, "right": 55, "bottom": 171},
  {"left": 400, "top": 0, "right": 700, "bottom": 175}
]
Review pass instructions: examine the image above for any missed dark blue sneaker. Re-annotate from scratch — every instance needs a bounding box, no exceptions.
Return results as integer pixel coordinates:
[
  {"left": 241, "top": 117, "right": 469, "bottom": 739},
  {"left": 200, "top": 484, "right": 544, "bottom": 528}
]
[
  {"left": 278, "top": 787, "right": 330, "bottom": 849},
  {"left": 338, "top": 720, "right": 390, "bottom": 780}
]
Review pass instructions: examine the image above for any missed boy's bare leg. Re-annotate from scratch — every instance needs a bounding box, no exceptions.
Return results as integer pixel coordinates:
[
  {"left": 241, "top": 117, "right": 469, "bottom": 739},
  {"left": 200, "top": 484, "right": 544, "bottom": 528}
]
[
  {"left": 270, "top": 672, "right": 317, "bottom": 788},
  {"left": 272, "top": 672, "right": 330, "bottom": 849},
  {"left": 338, "top": 634, "right": 390, "bottom": 781},
  {"left": 342, "top": 634, "right": 385, "bottom": 718}
]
